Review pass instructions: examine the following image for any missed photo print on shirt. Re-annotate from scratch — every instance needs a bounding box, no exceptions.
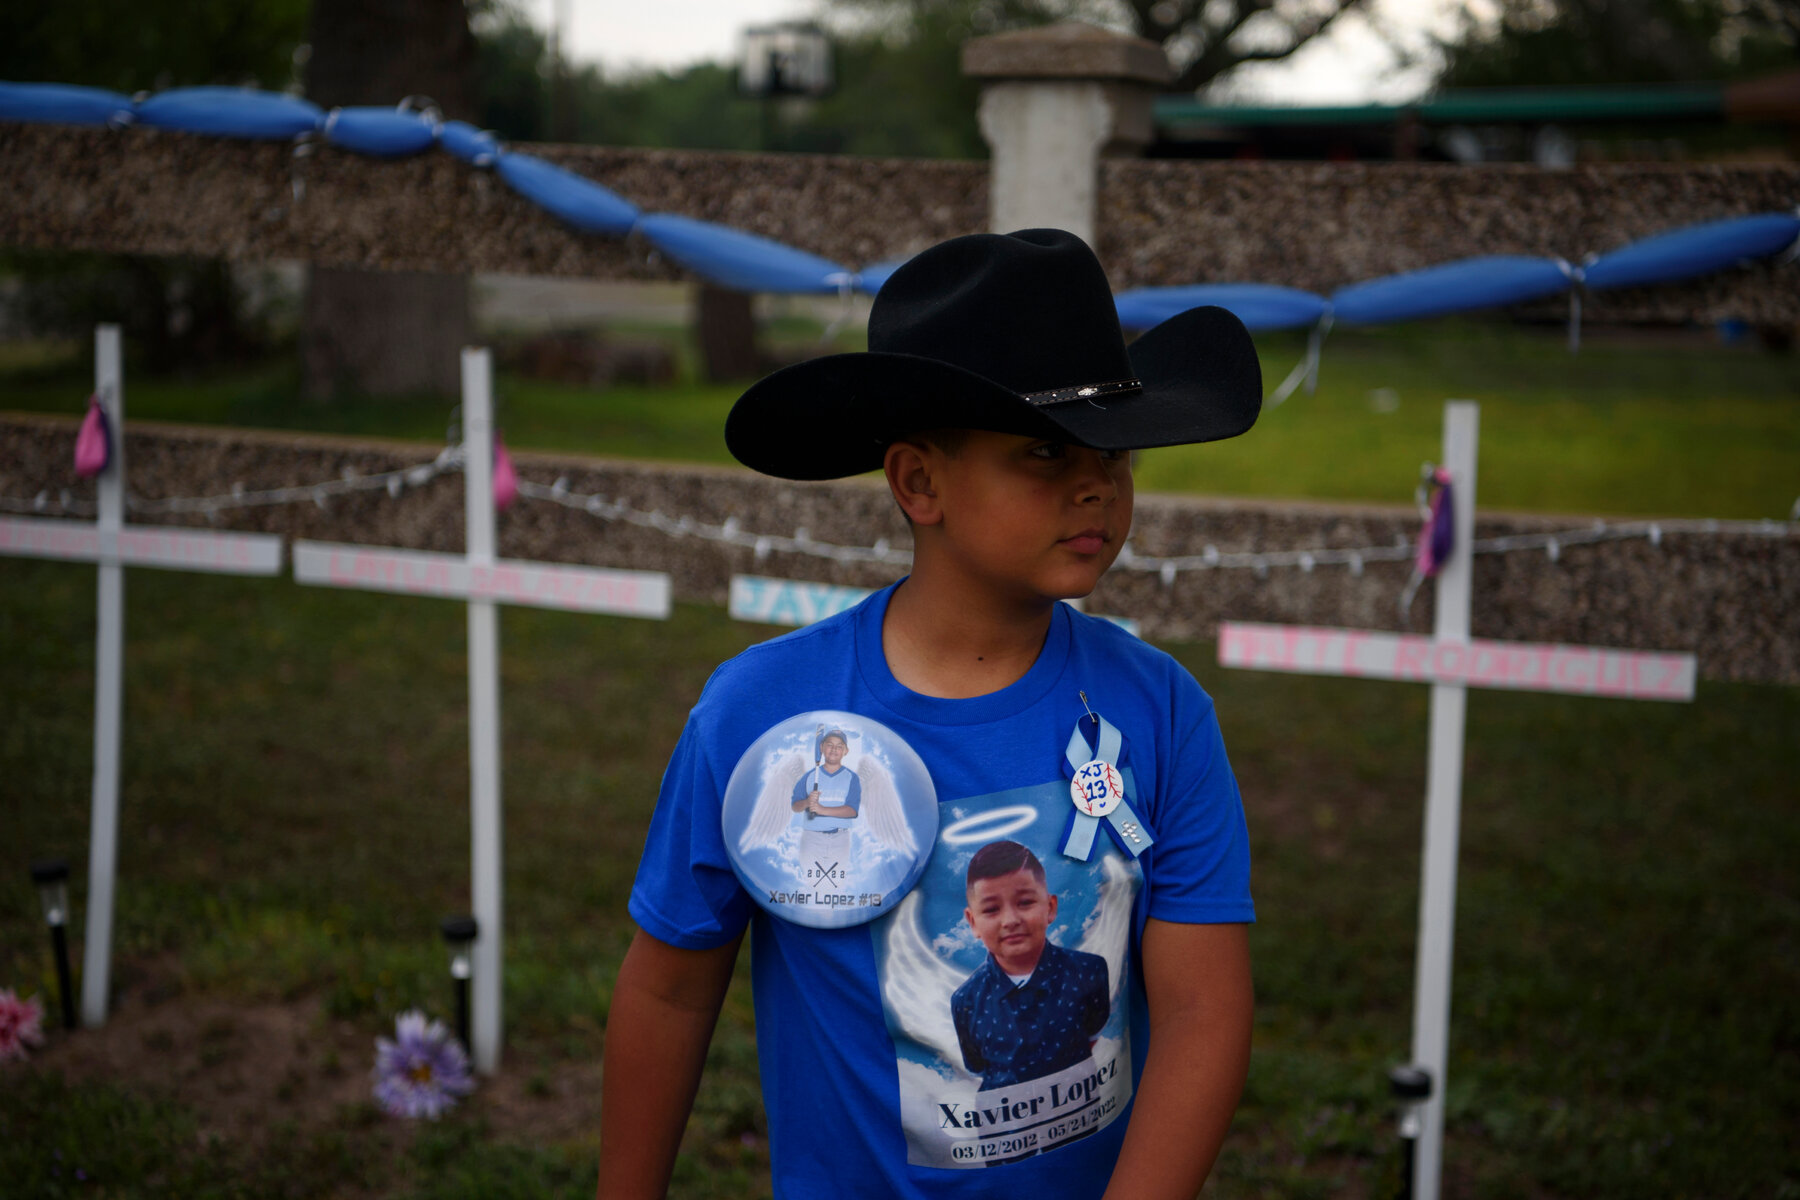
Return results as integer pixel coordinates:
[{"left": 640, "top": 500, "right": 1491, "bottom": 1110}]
[
  {"left": 873, "top": 779, "right": 1143, "bottom": 1168},
  {"left": 723, "top": 710, "right": 938, "bottom": 929}
]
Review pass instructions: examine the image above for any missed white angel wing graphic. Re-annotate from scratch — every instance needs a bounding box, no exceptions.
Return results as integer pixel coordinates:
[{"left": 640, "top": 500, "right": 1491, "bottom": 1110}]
[
  {"left": 852, "top": 754, "right": 918, "bottom": 857},
  {"left": 880, "top": 890, "right": 972, "bottom": 1073},
  {"left": 1074, "top": 852, "right": 1138, "bottom": 1007},
  {"left": 738, "top": 751, "right": 811, "bottom": 853}
]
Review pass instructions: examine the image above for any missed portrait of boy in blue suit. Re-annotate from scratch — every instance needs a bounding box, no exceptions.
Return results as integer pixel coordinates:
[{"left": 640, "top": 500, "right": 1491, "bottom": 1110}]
[{"left": 953, "top": 840, "right": 1110, "bottom": 1091}]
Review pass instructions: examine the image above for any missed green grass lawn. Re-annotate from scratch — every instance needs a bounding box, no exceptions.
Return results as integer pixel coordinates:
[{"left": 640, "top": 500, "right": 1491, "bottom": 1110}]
[
  {"left": 3, "top": 318, "right": 1796, "bottom": 518},
  {"left": 1137, "top": 322, "right": 1800, "bottom": 519},
  {"left": 3, "top": 561, "right": 1796, "bottom": 1197}
]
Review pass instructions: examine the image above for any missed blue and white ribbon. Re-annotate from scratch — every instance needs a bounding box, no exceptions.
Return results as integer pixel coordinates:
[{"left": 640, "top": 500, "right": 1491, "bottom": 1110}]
[{"left": 1060, "top": 714, "right": 1155, "bottom": 861}]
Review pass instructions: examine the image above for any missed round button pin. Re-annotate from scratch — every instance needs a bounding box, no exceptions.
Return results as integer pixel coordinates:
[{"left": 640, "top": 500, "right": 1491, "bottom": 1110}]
[
  {"left": 721, "top": 710, "right": 938, "bottom": 929},
  {"left": 1070, "top": 759, "right": 1124, "bottom": 818}
]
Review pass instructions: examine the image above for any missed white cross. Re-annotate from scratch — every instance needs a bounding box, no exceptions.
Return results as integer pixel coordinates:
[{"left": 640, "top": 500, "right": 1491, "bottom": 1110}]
[
  {"left": 292, "top": 348, "right": 671, "bottom": 1074},
  {"left": 1217, "top": 401, "right": 1696, "bottom": 1200},
  {"left": 0, "top": 325, "right": 285, "bottom": 1029}
]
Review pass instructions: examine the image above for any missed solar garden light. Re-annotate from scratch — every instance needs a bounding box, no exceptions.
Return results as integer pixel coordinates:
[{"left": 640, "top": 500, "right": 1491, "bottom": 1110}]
[
  {"left": 1387, "top": 1064, "right": 1433, "bottom": 1200},
  {"left": 30, "top": 859, "right": 77, "bottom": 1031},
  {"left": 439, "top": 914, "right": 478, "bottom": 1053}
]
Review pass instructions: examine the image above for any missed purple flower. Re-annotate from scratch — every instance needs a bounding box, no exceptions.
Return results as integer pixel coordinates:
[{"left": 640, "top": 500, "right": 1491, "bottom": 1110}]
[
  {"left": 371, "top": 1010, "right": 473, "bottom": 1119},
  {"left": 0, "top": 988, "right": 46, "bottom": 1063}
]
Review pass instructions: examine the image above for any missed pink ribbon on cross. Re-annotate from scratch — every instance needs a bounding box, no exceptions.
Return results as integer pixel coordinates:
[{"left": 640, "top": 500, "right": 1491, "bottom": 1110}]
[{"left": 74, "top": 393, "right": 111, "bottom": 478}]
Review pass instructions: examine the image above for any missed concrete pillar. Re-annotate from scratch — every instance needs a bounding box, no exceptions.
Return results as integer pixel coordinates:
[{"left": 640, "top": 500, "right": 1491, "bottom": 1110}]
[{"left": 963, "top": 23, "right": 1172, "bottom": 246}]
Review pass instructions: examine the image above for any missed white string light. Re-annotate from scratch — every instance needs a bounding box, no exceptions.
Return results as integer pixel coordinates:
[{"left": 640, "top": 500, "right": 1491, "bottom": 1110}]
[
  {"left": 0, "top": 444, "right": 463, "bottom": 519},
  {"left": 513, "top": 478, "right": 913, "bottom": 567},
  {"left": 4, "top": 449, "right": 1793, "bottom": 578}
]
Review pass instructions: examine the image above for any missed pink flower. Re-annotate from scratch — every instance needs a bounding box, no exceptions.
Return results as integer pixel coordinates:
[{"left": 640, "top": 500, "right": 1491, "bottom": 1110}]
[{"left": 0, "top": 989, "right": 46, "bottom": 1062}]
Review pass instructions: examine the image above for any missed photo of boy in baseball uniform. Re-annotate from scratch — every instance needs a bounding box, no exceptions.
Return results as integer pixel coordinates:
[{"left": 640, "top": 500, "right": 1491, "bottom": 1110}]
[
  {"left": 724, "top": 711, "right": 936, "bottom": 929},
  {"left": 790, "top": 728, "right": 862, "bottom": 889}
]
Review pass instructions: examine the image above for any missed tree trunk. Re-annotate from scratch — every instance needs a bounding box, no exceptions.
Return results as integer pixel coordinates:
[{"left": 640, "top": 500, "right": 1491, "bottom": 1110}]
[
  {"left": 302, "top": 0, "right": 477, "bottom": 400},
  {"left": 696, "top": 284, "right": 760, "bottom": 383},
  {"left": 301, "top": 268, "right": 470, "bottom": 398}
]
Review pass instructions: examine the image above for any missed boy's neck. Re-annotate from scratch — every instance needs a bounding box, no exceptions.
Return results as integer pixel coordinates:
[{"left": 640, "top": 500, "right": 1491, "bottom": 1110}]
[{"left": 881, "top": 573, "right": 1057, "bottom": 699}]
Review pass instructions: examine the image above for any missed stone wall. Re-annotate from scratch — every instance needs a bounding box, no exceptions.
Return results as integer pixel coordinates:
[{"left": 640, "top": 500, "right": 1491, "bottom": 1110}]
[
  {"left": 3, "top": 123, "right": 1797, "bottom": 324},
  {"left": 5, "top": 414, "right": 1793, "bottom": 685},
  {"left": 1098, "top": 159, "right": 1800, "bottom": 327}
]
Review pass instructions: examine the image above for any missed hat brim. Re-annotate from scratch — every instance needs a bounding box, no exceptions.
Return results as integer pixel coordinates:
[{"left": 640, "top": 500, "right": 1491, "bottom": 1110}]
[{"left": 725, "top": 305, "right": 1262, "bottom": 481}]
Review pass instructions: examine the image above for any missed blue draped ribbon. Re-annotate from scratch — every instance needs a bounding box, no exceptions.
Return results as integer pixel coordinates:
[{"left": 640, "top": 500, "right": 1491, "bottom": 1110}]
[{"left": 1059, "top": 714, "right": 1155, "bottom": 861}]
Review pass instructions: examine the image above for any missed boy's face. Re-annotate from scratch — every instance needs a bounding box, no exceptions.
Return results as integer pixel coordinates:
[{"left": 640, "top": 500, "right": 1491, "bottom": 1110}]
[
  {"left": 920, "top": 430, "right": 1132, "bottom": 605},
  {"left": 821, "top": 736, "right": 847, "bottom": 767},
  {"left": 964, "top": 867, "right": 1058, "bottom": 976}
]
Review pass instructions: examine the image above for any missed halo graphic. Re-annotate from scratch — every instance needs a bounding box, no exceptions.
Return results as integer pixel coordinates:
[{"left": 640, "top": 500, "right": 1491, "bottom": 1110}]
[{"left": 938, "top": 804, "right": 1039, "bottom": 846}]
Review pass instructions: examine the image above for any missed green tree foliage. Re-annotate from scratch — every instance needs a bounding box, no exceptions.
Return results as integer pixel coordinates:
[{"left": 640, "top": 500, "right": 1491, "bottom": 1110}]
[
  {"left": 0, "top": 0, "right": 308, "bottom": 93},
  {"left": 826, "top": 0, "right": 1373, "bottom": 94},
  {"left": 1435, "top": 0, "right": 1798, "bottom": 87},
  {"left": 798, "top": 10, "right": 993, "bottom": 157},
  {"left": 472, "top": 4, "right": 754, "bottom": 147},
  {"left": 472, "top": 3, "right": 555, "bottom": 140},
  {"left": 468, "top": 0, "right": 1378, "bottom": 158},
  {"left": 470, "top": 2, "right": 982, "bottom": 157},
  {"left": 0, "top": 0, "right": 309, "bottom": 370}
]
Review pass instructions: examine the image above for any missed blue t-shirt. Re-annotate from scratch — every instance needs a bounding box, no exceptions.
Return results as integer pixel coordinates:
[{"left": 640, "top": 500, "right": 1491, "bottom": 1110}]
[{"left": 629, "top": 584, "right": 1252, "bottom": 1199}]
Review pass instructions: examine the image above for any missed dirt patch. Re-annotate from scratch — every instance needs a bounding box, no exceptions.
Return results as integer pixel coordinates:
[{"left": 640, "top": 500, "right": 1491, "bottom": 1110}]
[
  {"left": 477, "top": 1056, "right": 606, "bottom": 1145},
  {"left": 27, "top": 955, "right": 605, "bottom": 1158},
  {"left": 34, "top": 958, "right": 374, "bottom": 1145}
]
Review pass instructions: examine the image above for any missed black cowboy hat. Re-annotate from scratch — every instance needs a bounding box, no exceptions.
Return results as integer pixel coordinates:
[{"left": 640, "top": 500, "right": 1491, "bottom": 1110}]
[{"left": 725, "top": 227, "right": 1262, "bottom": 481}]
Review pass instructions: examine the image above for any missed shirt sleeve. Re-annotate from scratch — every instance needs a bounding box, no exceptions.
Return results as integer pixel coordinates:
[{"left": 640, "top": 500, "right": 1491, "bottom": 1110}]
[
  {"left": 1140, "top": 670, "right": 1255, "bottom": 926},
  {"left": 845, "top": 772, "right": 863, "bottom": 810},
  {"left": 628, "top": 708, "right": 756, "bottom": 949}
]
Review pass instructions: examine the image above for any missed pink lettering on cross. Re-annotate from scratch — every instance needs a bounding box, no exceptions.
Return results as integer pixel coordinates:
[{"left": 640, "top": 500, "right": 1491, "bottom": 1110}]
[
  {"left": 1644, "top": 656, "right": 1686, "bottom": 698},
  {"left": 1394, "top": 636, "right": 1430, "bottom": 680},
  {"left": 1500, "top": 647, "right": 1533, "bottom": 688},
  {"left": 51, "top": 528, "right": 97, "bottom": 556},
  {"left": 1242, "top": 626, "right": 1279, "bottom": 668},
  {"left": 1595, "top": 652, "right": 1630, "bottom": 697},
  {"left": 1279, "top": 626, "right": 1302, "bottom": 669},
  {"left": 1568, "top": 649, "right": 1596, "bottom": 692},
  {"left": 1317, "top": 629, "right": 1346, "bottom": 676}
]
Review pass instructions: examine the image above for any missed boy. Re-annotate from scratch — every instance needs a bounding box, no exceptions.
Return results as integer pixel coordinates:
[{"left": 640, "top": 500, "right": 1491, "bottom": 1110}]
[
  {"left": 792, "top": 727, "right": 860, "bottom": 891},
  {"left": 599, "top": 228, "right": 1260, "bottom": 1200},
  {"left": 953, "top": 840, "right": 1110, "bottom": 1092}
]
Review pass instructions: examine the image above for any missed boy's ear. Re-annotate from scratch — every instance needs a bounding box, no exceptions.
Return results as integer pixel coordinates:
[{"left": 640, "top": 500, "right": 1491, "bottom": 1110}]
[{"left": 884, "top": 440, "right": 944, "bottom": 527}]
